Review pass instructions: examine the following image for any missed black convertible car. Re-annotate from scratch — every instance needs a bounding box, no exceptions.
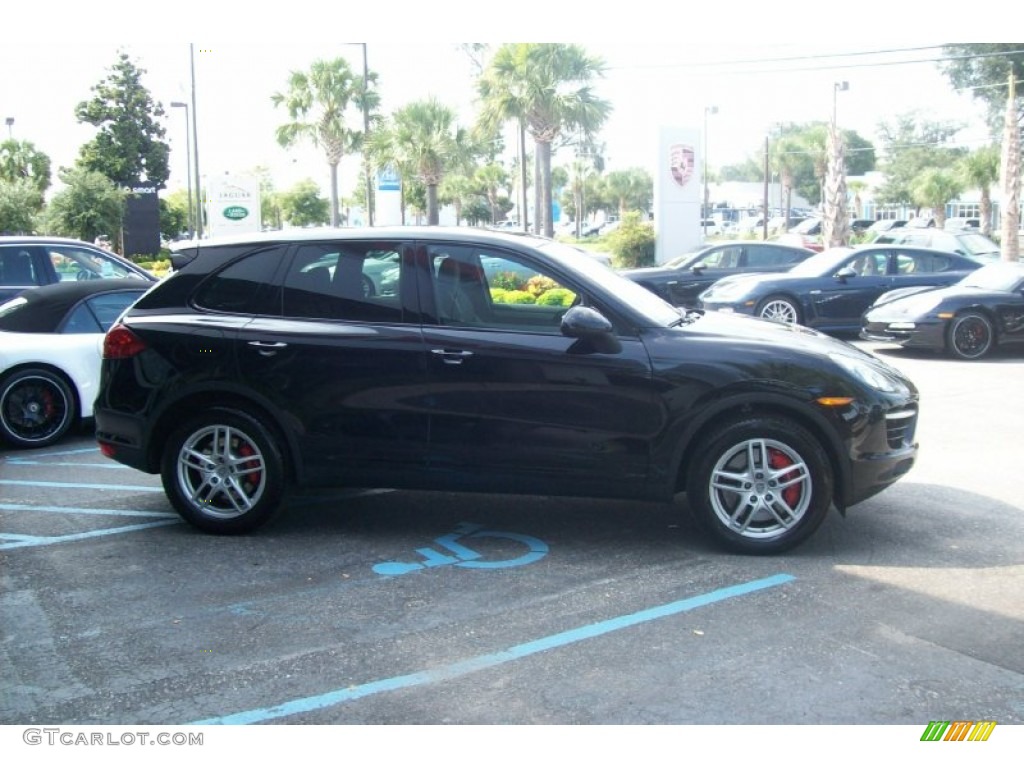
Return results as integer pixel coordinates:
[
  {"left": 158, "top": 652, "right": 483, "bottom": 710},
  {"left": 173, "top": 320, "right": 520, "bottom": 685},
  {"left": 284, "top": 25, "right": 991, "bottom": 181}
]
[
  {"left": 699, "top": 245, "right": 990, "bottom": 334},
  {"left": 619, "top": 241, "right": 814, "bottom": 307},
  {"left": 861, "top": 261, "right": 1024, "bottom": 360}
]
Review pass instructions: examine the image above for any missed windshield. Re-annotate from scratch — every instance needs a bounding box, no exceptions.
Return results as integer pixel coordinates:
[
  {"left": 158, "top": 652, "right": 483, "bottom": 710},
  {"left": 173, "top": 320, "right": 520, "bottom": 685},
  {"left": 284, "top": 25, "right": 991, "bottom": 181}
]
[
  {"left": 537, "top": 240, "right": 682, "bottom": 327},
  {"left": 953, "top": 232, "right": 1000, "bottom": 256},
  {"left": 787, "top": 247, "right": 855, "bottom": 277},
  {"left": 664, "top": 251, "right": 699, "bottom": 269},
  {"left": 792, "top": 218, "right": 820, "bottom": 234},
  {"left": 959, "top": 263, "right": 1024, "bottom": 291}
]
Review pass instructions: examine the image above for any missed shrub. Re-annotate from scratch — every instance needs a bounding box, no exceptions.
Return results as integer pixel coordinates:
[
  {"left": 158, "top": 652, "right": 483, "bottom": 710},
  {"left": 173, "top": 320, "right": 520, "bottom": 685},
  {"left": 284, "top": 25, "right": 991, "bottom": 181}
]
[
  {"left": 536, "top": 288, "right": 576, "bottom": 306},
  {"left": 490, "top": 270, "right": 525, "bottom": 291},
  {"left": 607, "top": 211, "right": 656, "bottom": 268},
  {"left": 496, "top": 289, "right": 536, "bottom": 305}
]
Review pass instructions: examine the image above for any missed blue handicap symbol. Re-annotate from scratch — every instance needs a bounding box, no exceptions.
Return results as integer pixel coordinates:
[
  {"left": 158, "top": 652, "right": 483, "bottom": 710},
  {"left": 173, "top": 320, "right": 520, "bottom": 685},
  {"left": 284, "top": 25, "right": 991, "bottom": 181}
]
[{"left": 373, "top": 522, "right": 548, "bottom": 576}]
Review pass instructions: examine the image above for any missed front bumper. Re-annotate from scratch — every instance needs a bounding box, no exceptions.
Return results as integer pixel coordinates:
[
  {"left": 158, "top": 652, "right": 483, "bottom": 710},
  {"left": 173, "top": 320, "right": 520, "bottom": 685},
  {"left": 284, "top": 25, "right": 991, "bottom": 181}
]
[{"left": 860, "top": 318, "right": 946, "bottom": 350}]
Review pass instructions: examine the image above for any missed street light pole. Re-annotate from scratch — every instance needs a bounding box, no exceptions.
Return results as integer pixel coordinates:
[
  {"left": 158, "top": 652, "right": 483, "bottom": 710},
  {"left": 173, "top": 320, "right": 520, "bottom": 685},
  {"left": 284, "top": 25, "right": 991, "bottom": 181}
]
[
  {"left": 703, "top": 106, "right": 717, "bottom": 236},
  {"left": 833, "top": 80, "right": 849, "bottom": 127},
  {"left": 190, "top": 44, "right": 203, "bottom": 239},
  {"left": 170, "top": 102, "right": 194, "bottom": 238}
]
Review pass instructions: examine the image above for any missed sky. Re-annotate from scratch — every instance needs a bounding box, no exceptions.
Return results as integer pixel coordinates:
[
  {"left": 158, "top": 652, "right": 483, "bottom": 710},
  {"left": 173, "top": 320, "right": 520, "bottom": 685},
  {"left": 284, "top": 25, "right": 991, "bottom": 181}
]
[{"left": 1, "top": 6, "right": 1007, "bottom": 204}]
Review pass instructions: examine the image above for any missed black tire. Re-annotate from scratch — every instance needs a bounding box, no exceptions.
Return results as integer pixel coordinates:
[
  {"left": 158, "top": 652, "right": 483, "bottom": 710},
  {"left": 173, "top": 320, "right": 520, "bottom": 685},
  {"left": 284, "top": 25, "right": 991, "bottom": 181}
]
[
  {"left": 0, "top": 368, "right": 78, "bottom": 448},
  {"left": 361, "top": 274, "right": 376, "bottom": 298},
  {"left": 756, "top": 295, "right": 802, "bottom": 325},
  {"left": 687, "top": 416, "right": 833, "bottom": 554},
  {"left": 947, "top": 312, "right": 994, "bottom": 360},
  {"left": 160, "top": 407, "right": 287, "bottom": 534}
]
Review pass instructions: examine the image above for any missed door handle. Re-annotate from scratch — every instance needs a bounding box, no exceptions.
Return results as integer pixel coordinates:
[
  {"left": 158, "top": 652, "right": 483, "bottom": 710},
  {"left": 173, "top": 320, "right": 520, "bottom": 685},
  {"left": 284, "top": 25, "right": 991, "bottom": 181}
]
[
  {"left": 248, "top": 340, "right": 288, "bottom": 357},
  {"left": 431, "top": 348, "right": 473, "bottom": 365}
]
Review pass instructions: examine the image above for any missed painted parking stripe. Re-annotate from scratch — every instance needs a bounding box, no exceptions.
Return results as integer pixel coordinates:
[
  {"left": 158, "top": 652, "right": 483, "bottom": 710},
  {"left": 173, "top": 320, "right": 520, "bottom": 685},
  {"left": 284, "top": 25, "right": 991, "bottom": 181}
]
[
  {"left": 193, "top": 572, "right": 795, "bottom": 725},
  {"left": 0, "top": 503, "right": 176, "bottom": 518},
  {"left": 3, "top": 458, "right": 136, "bottom": 469},
  {"left": 0, "top": 519, "right": 180, "bottom": 550},
  {"left": 0, "top": 479, "right": 161, "bottom": 492}
]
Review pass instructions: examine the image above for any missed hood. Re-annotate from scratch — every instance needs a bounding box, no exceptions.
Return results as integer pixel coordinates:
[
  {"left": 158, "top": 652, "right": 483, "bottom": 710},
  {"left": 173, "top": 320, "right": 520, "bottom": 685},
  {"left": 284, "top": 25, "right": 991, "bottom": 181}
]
[
  {"left": 675, "top": 308, "right": 873, "bottom": 358},
  {"left": 870, "top": 286, "right": 1001, "bottom": 317}
]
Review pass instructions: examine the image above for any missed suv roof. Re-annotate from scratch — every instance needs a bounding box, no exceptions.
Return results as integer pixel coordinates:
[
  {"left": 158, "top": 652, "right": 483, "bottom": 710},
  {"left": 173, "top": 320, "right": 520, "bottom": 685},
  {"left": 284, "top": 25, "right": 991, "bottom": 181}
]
[{"left": 872, "top": 228, "right": 999, "bottom": 259}]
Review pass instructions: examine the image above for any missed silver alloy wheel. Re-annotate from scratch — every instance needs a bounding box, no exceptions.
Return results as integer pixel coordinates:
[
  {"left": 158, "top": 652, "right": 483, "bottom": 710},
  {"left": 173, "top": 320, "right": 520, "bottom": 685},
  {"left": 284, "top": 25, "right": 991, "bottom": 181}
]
[
  {"left": 175, "top": 424, "right": 268, "bottom": 519},
  {"left": 707, "top": 437, "right": 812, "bottom": 540},
  {"left": 758, "top": 298, "right": 799, "bottom": 324}
]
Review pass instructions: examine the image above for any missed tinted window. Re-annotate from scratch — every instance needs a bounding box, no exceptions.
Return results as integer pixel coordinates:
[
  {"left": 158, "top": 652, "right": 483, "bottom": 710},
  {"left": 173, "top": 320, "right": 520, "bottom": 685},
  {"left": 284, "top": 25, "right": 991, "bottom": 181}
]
[
  {"left": 747, "top": 246, "right": 801, "bottom": 268},
  {"left": 46, "top": 244, "right": 143, "bottom": 281},
  {"left": 62, "top": 290, "right": 144, "bottom": 334},
  {"left": 194, "top": 247, "right": 285, "bottom": 314},
  {"left": 430, "top": 244, "right": 577, "bottom": 333},
  {"left": 700, "top": 246, "right": 741, "bottom": 268},
  {"left": 895, "top": 251, "right": 952, "bottom": 275},
  {"left": 0, "top": 246, "right": 42, "bottom": 286},
  {"left": 847, "top": 252, "right": 888, "bottom": 276},
  {"left": 281, "top": 242, "right": 404, "bottom": 323}
]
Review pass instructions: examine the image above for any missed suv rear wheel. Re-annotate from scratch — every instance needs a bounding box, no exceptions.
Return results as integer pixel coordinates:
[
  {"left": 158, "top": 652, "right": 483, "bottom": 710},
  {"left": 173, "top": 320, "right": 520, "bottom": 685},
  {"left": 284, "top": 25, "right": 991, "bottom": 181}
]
[{"left": 161, "top": 407, "right": 287, "bottom": 534}]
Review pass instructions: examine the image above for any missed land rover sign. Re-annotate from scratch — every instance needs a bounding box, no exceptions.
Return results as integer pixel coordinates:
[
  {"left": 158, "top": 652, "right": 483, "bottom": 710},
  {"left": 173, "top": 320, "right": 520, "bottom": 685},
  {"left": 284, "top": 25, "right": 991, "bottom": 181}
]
[
  {"left": 223, "top": 205, "right": 249, "bottom": 220},
  {"left": 206, "top": 174, "right": 261, "bottom": 237}
]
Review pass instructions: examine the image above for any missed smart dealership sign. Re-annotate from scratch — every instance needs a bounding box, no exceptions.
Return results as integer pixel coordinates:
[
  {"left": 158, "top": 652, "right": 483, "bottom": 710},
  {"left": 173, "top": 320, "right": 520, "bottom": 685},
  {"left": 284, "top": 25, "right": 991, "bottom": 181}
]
[{"left": 206, "top": 174, "right": 261, "bottom": 237}]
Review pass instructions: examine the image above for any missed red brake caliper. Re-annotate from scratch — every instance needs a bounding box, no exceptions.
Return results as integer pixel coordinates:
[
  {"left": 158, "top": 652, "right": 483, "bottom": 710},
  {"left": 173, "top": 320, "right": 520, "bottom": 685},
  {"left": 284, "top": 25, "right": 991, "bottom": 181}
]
[
  {"left": 768, "top": 448, "right": 801, "bottom": 507},
  {"left": 237, "top": 442, "right": 260, "bottom": 486}
]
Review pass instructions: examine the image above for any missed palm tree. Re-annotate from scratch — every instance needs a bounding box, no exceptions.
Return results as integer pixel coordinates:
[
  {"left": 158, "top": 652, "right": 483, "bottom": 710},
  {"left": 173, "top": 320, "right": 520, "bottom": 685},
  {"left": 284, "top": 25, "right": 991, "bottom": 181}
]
[
  {"left": 371, "top": 98, "right": 474, "bottom": 225},
  {"left": 999, "top": 70, "right": 1020, "bottom": 262},
  {"left": 271, "top": 58, "right": 376, "bottom": 227},
  {"left": 822, "top": 123, "right": 849, "bottom": 248},
  {"left": 474, "top": 163, "right": 509, "bottom": 225},
  {"left": 958, "top": 145, "right": 1000, "bottom": 237},
  {"left": 477, "top": 44, "right": 611, "bottom": 238},
  {"left": 911, "top": 169, "right": 964, "bottom": 228},
  {"left": 771, "top": 135, "right": 806, "bottom": 229}
]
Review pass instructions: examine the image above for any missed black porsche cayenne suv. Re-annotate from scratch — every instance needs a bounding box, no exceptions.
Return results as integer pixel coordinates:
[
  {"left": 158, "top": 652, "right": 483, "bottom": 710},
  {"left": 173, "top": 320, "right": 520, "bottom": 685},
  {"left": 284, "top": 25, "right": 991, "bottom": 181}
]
[{"left": 94, "top": 227, "right": 919, "bottom": 554}]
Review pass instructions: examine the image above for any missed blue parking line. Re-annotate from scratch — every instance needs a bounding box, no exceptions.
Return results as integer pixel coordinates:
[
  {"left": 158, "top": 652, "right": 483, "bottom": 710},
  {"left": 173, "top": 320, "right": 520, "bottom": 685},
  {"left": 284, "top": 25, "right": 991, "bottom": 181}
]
[
  {"left": 193, "top": 572, "right": 795, "bottom": 725},
  {"left": 0, "top": 519, "right": 180, "bottom": 550}
]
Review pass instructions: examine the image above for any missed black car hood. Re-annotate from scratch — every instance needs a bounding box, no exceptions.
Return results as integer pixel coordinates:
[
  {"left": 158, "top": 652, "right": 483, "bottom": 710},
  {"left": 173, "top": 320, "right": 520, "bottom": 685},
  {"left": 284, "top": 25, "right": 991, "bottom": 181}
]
[
  {"left": 868, "top": 286, "right": 1007, "bottom": 318},
  {"left": 665, "top": 308, "right": 872, "bottom": 359}
]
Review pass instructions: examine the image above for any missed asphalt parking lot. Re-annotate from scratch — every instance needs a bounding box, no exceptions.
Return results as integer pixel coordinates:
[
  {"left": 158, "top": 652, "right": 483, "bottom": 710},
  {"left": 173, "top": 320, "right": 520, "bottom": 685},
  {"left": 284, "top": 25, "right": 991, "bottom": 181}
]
[{"left": 1, "top": 339, "right": 1022, "bottom": 728}]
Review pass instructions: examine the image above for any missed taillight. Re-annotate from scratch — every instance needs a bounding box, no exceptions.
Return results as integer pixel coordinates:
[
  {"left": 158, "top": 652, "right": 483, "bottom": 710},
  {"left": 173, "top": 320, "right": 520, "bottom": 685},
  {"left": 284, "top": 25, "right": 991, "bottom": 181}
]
[{"left": 103, "top": 324, "right": 147, "bottom": 359}]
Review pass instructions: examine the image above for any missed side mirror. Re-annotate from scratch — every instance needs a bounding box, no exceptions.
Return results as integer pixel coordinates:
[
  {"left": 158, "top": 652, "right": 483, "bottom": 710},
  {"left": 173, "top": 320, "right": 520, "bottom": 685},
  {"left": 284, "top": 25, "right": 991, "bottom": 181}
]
[
  {"left": 560, "top": 305, "right": 622, "bottom": 354},
  {"left": 691, "top": 261, "right": 707, "bottom": 274},
  {"left": 836, "top": 266, "right": 857, "bottom": 281}
]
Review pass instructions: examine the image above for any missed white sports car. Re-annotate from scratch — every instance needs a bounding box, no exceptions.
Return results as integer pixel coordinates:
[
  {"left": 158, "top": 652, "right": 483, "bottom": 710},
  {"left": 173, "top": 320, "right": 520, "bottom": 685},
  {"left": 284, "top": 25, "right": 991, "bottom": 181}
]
[{"left": 0, "top": 279, "right": 148, "bottom": 448}]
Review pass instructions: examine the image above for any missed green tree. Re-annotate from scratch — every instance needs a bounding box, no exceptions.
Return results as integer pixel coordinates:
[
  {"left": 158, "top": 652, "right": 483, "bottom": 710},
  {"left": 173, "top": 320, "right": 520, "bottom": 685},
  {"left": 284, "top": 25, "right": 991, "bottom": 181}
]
[
  {"left": 875, "top": 113, "right": 965, "bottom": 209},
  {"left": 0, "top": 179, "right": 44, "bottom": 234},
  {"left": 910, "top": 169, "right": 964, "bottom": 227},
  {"left": 159, "top": 189, "right": 190, "bottom": 242},
  {"left": 75, "top": 51, "right": 169, "bottom": 188},
  {"left": 604, "top": 168, "right": 653, "bottom": 219},
  {"left": 941, "top": 45, "right": 1024, "bottom": 131},
  {"left": 371, "top": 98, "right": 474, "bottom": 225},
  {"left": 957, "top": 145, "right": 1001, "bottom": 236},
  {"left": 0, "top": 139, "right": 52, "bottom": 194},
  {"left": 606, "top": 211, "right": 655, "bottom": 268},
  {"left": 278, "top": 179, "right": 330, "bottom": 227},
  {"left": 474, "top": 163, "right": 510, "bottom": 225},
  {"left": 440, "top": 173, "right": 477, "bottom": 226},
  {"left": 477, "top": 43, "right": 611, "bottom": 238},
  {"left": 272, "top": 57, "right": 377, "bottom": 227},
  {"left": 40, "top": 167, "right": 125, "bottom": 242}
]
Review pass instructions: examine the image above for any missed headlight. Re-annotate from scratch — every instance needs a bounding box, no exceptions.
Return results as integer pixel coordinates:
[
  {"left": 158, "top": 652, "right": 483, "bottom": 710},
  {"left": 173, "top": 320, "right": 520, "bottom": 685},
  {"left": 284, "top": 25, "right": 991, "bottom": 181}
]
[{"left": 829, "top": 353, "right": 910, "bottom": 395}]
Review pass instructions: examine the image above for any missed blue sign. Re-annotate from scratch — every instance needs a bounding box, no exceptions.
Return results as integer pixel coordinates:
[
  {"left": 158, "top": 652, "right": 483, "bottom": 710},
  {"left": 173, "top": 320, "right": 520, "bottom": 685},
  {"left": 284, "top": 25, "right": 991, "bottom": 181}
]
[
  {"left": 372, "top": 522, "right": 549, "bottom": 576},
  {"left": 377, "top": 167, "right": 401, "bottom": 192}
]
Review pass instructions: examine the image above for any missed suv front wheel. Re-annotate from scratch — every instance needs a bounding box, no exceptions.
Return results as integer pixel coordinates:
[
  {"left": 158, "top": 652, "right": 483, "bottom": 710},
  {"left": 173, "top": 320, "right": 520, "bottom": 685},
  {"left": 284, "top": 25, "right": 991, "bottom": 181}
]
[
  {"left": 687, "top": 416, "right": 833, "bottom": 554},
  {"left": 161, "top": 407, "right": 287, "bottom": 534}
]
